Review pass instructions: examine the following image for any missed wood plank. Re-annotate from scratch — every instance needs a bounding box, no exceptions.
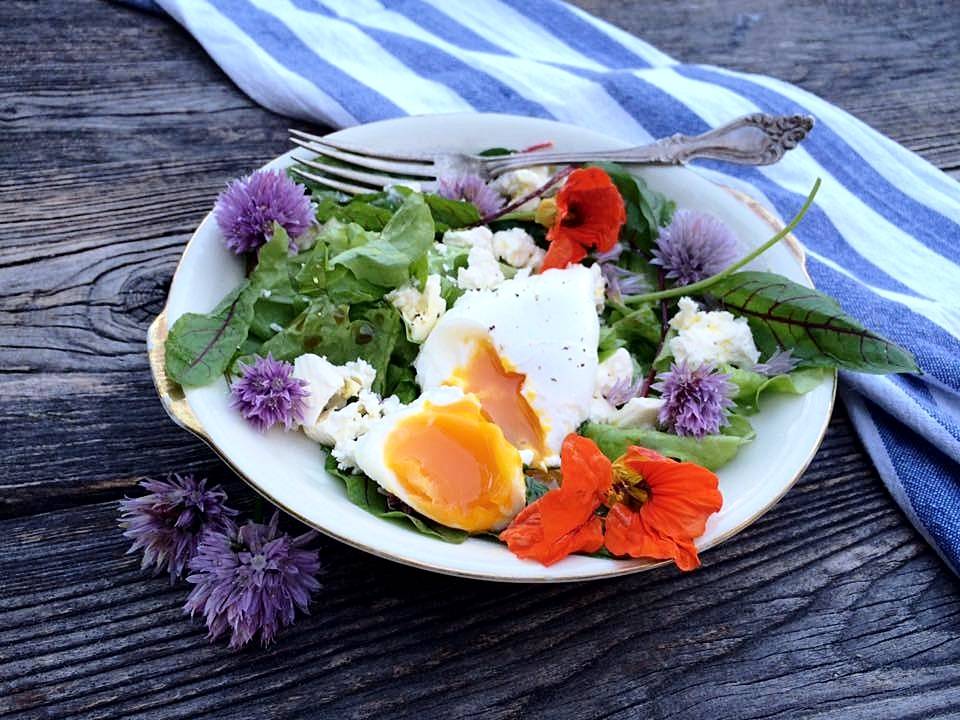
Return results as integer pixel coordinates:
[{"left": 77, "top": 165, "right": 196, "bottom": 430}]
[{"left": 1, "top": 418, "right": 958, "bottom": 720}]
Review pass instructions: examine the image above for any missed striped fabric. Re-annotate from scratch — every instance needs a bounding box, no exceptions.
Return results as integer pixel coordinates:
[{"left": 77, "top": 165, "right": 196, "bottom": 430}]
[{"left": 141, "top": 0, "right": 960, "bottom": 573}]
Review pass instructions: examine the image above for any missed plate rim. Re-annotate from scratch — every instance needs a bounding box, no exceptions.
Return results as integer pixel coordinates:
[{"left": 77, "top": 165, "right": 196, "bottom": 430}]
[{"left": 147, "top": 112, "right": 837, "bottom": 583}]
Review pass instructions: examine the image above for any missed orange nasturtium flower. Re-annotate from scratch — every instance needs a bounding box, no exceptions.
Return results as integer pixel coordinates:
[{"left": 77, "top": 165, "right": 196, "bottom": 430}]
[
  {"left": 536, "top": 167, "right": 626, "bottom": 272},
  {"left": 500, "top": 436, "right": 723, "bottom": 569}
]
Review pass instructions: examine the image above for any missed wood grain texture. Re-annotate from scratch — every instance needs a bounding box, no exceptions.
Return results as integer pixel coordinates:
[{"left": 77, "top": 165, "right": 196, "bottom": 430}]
[{"left": 1, "top": 0, "right": 959, "bottom": 718}]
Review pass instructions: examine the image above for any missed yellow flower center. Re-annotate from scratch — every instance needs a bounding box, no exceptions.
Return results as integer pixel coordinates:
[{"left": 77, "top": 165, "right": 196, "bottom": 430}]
[
  {"left": 535, "top": 197, "right": 558, "bottom": 227},
  {"left": 607, "top": 460, "right": 650, "bottom": 509}
]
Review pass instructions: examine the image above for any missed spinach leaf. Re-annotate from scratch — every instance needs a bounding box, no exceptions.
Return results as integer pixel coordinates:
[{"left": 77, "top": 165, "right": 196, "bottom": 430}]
[
  {"left": 709, "top": 272, "right": 919, "bottom": 374},
  {"left": 726, "top": 365, "right": 832, "bottom": 414},
  {"left": 581, "top": 416, "right": 755, "bottom": 471},
  {"left": 592, "top": 162, "right": 675, "bottom": 253},
  {"left": 325, "top": 455, "right": 468, "bottom": 543}
]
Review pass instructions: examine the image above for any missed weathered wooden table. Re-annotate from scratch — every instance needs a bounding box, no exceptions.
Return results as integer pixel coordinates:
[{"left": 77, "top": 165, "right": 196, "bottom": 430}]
[{"left": 3, "top": 1, "right": 959, "bottom": 718}]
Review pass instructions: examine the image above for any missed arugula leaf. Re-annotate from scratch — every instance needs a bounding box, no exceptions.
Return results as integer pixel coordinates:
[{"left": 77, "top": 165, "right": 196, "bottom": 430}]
[
  {"left": 709, "top": 272, "right": 919, "bottom": 374},
  {"left": 166, "top": 227, "right": 295, "bottom": 386},
  {"left": 593, "top": 162, "right": 675, "bottom": 253},
  {"left": 581, "top": 416, "right": 755, "bottom": 471},
  {"left": 325, "top": 455, "right": 468, "bottom": 543},
  {"left": 329, "top": 194, "right": 434, "bottom": 288},
  {"left": 726, "top": 365, "right": 832, "bottom": 414}
]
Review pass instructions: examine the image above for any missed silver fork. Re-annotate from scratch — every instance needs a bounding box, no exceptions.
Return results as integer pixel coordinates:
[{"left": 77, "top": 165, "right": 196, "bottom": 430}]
[{"left": 288, "top": 113, "right": 814, "bottom": 196}]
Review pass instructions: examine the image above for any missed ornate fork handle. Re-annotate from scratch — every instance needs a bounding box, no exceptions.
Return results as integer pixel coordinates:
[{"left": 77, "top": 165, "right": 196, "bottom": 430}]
[{"left": 483, "top": 114, "right": 815, "bottom": 175}]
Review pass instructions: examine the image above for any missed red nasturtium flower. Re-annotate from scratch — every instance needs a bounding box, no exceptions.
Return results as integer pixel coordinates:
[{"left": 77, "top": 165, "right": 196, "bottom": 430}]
[
  {"left": 538, "top": 167, "right": 627, "bottom": 272},
  {"left": 500, "top": 436, "right": 722, "bottom": 569}
]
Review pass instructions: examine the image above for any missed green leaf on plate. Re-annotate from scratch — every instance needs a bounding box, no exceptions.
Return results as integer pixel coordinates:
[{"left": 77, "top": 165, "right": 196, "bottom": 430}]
[
  {"left": 325, "top": 455, "right": 469, "bottom": 543},
  {"left": 525, "top": 476, "right": 550, "bottom": 504},
  {"left": 253, "top": 298, "right": 402, "bottom": 395},
  {"left": 581, "top": 417, "right": 756, "bottom": 471},
  {"left": 424, "top": 193, "right": 481, "bottom": 231},
  {"left": 726, "top": 365, "right": 832, "bottom": 414},
  {"left": 328, "top": 194, "right": 434, "bottom": 288},
  {"left": 165, "top": 226, "right": 295, "bottom": 387},
  {"left": 709, "top": 271, "right": 919, "bottom": 374}
]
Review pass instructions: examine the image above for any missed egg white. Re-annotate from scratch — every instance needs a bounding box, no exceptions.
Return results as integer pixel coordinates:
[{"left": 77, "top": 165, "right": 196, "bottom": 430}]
[{"left": 414, "top": 264, "right": 600, "bottom": 466}]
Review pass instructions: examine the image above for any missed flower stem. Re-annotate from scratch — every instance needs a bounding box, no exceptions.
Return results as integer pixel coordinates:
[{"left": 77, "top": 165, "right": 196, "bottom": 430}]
[{"left": 624, "top": 178, "right": 821, "bottom": 305}]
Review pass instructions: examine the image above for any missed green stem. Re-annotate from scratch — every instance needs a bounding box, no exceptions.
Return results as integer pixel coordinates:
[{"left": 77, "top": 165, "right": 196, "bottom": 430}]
[{"left": 624, "top": 178, "right": 821, "bottom": 305}]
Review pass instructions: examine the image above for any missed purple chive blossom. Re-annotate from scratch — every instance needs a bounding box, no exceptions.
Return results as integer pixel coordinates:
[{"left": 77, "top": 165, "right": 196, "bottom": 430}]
[
  {"left": 231, "top": 354, "right": 308, "bottom": 432},
  {"left": 119, "top": 474, "right": 238, "bottom": 582},
  {"left": 184, "top": 513, "right": 321, "bottom": 649},
  {"left": 606, "top": 374, "right": 644, "bottom": 407},
  {"left": 437, "top": 172, "right": 504, "bottom": 218},
  {"left": 651, "top": 210, "right": 739, "bottom": 286},
  {"left": 652, "top": 361, "right": 736, "bottom": 438},
  {"left": 215, "top": 169, "right": 314, "bottom": 254},
  {"left": 753, "top": 348, "right": 799, "bottom": 377},
  {"left": 595, "top": 243, "right": 650, "bottom": 301}
]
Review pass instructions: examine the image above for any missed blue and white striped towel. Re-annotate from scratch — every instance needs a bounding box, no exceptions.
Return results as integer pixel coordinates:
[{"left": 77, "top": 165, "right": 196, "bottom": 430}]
[{"left": 131, "top": 0, "right": 960, "bottom": 574}]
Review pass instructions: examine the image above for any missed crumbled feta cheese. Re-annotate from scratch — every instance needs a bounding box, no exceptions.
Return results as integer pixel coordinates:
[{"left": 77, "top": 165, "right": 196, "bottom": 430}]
[
  {"left": 442, "top": 226, "right": 494, "bottom": 252},
  {"left": 611, "top": 397, "right": 664, "bottom": 428},
  {"left": 341, "top": 359, "right": 376, "bottom": 397},
  {"left": 519, "top": 448, "right": 536, "bottom": 466},
  {"left": 491, "top": 227, "right": 544, "bottom": 269},
  {"left": 589, "top": 262, "right": 607, "bottom": 311},
  {"left": 587, "top": 395, "right": 664, "bottom": 428},
  {"left": 386, "top": 274, "right": 447, "bottom": 343},
  {"left": 457, "top": 245, "right": 505, "bottom": 291},
  {"left": 668, "top": 296, "right": 760, "bottom": 368},
  {"left": 292, "top": 355, "right": 377, "bottom": 435},
  {"left": 292, "top": 354, "right": 348, "bottom": 427},
  {"left": 314, "top": 390, "right": 403, "bottom": 470},
  {"left": 589, "top": 397, "right": 617, "bottom": 423},
  {"left": 595, "top": 348, "right": 635, "bottom": 398},
  {"left": 493, "top": 167, "right": 552, "bottom": 211}
]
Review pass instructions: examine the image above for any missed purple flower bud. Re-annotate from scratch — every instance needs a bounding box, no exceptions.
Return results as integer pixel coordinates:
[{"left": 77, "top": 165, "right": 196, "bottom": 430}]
[
  {"left": 119, "top": 474, "right": 238, "bottom": 582},
  {"left": 437, "top": 172, "right": 504, "bottom": 219},
  {"left": 652, "top": 361, "right": 736, "bottom": 438},
  {"left": 215, "top": 170, "right": 314, "bottom": 254},
  {"left": 651, "top": 210, "right": 739, "bottom": 286},
  {"left": 184, "top": 513, "right": 321, "bottom": 649},
  {"left": 230, "top": 354, "right": 309, "bottom": 432}
]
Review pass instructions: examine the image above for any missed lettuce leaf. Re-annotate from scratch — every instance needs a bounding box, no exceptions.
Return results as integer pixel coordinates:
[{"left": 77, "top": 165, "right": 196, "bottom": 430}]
[
  {"left": 581, "top": 414, "right": 756, "bottom": 470},
  {"left": 325, "top": 455, "right": 468, "bottom": 543},
  {"left": 253, "top": 298, "right": 402, "bottom": 395},
  {"left": 726, "top": 365, "right": 832, "bottom": 414},
  {"left": 328, "top": 194, "right": 434, "bottom": 288}
]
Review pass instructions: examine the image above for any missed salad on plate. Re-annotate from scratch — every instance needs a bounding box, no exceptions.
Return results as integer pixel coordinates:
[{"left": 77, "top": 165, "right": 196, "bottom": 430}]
[{"left": 164, "top": 147, "right": 917, "bottom": 570}]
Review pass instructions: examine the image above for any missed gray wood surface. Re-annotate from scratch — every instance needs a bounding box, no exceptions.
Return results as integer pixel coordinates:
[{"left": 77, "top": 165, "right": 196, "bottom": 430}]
[{"left": 2, "top": 1, "right": 958, "bottom": 718}]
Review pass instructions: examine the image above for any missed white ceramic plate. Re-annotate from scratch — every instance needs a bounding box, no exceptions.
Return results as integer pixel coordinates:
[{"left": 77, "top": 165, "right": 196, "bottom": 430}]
[{"left": 151, "top": 113, "right": 835, "bottom": 582}]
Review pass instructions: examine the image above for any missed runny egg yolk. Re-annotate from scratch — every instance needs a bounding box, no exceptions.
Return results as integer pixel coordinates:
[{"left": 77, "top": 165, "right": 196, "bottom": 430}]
[
  {"left": 447, "top": 338, "right": 548, "bottom": 462},
  {"left": 383, "top": 398, "right": 522, "bottom": 532}
]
